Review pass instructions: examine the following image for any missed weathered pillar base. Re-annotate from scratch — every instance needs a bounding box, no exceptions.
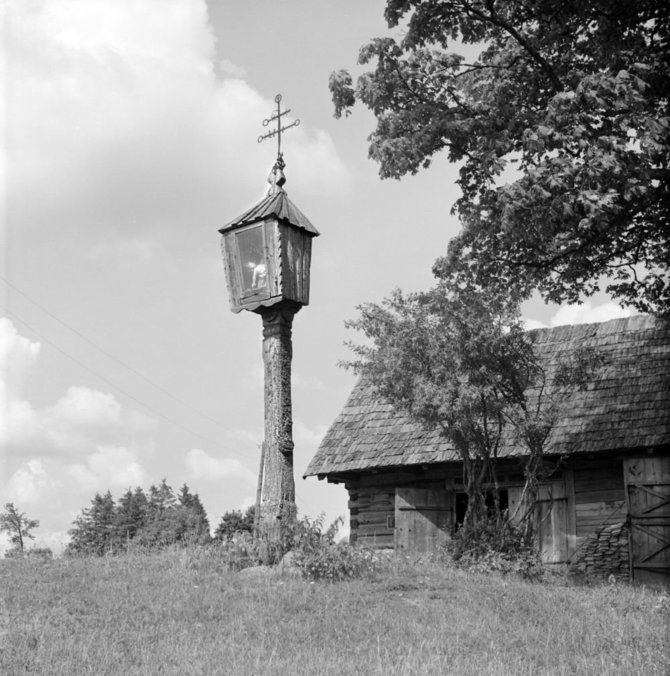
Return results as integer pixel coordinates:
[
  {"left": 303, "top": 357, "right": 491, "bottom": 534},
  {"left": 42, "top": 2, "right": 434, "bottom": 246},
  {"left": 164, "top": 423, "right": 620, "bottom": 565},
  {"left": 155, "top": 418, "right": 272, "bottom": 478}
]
[{"left": 256, "top": 302, "right": 299, "bottom": 560}]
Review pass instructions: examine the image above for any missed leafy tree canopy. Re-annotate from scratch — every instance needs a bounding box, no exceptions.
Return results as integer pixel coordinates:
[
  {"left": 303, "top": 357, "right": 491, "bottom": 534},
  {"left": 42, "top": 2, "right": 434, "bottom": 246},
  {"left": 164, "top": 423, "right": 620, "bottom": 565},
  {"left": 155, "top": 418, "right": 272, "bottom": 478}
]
[
  {"left": 330, "top": 0, "right": 669, "bottom": 313},
  {"left": 345, "top": 281, "right": 601, "bottom": 533},
  {"left": 0, "top": 503, "right": 39, "bottom": 554},
  {"left": 214, "top": 506, "right": 255, "bottom": 541}
]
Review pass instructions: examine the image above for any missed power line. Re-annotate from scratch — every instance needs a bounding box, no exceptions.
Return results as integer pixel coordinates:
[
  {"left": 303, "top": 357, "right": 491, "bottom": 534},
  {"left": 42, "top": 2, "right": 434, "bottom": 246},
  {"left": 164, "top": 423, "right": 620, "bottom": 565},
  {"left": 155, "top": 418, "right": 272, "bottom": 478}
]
[
  {"left": 0, "top": 274, "right": 231, "bottom": 434},
  {"left": 0, "top": 303, "right": 244, "bottom": 456}
]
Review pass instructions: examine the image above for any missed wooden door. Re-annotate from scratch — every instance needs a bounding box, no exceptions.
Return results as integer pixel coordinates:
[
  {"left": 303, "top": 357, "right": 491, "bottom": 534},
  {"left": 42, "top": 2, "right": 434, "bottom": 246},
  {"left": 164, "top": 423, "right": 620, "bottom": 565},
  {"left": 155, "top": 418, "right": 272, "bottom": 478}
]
[
  {"left": 395, "top": 488, "right": 452, "bottom": 554},
  {"left": 536, "top": 483, "right": 569, "bottom": 564},
  {"left": 624, "top": 456, "right": 670, "bottom": 587},
  {"left": 508, "top": 481, "right": 569, "bottom": 564}
]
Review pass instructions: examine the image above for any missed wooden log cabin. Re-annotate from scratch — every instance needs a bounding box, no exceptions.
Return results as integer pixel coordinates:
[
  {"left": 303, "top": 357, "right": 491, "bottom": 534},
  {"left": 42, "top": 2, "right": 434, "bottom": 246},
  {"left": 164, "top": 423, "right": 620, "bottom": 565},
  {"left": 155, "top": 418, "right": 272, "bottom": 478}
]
[{"left": 305, "top": 316, "right": 670, "bottom": 586}]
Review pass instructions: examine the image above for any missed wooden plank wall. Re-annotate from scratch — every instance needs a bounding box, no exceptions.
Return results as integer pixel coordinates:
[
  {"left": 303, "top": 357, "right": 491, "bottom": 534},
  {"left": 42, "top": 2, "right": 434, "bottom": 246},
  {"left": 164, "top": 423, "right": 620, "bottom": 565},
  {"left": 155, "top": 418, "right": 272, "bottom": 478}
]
[
  {"left": 347, "top": 471, "right": 454, "bottom": 549},
  {"left": 348, "top": 486, "right": 395, "bottom": 549},
  {"left": 279, "top": 224, "right": 312, "bottom": 306},
  {"left": 344, "top": 456, "right": 631, "bottom": 580},
  {"left": 573, "top": 461, "right": 626, "bottom": 541}
]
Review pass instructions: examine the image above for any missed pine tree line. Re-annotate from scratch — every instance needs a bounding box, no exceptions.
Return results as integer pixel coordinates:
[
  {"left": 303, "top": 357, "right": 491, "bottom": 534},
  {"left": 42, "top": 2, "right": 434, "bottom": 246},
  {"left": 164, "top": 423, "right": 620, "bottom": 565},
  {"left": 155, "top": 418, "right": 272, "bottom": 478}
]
[{"left": 66, "top": 480, "right": 211, "bottom": 556}]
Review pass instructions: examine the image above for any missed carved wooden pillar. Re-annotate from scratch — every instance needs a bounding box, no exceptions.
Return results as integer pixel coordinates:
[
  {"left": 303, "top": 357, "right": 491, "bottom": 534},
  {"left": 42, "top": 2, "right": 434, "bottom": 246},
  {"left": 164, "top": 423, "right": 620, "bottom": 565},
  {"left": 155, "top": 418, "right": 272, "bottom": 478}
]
[
  {"left": 258, "top": 303, "right": 299, "bottom": 545},
  {"left": 219, "top": 103, "right": 318, "bottom": 557}
]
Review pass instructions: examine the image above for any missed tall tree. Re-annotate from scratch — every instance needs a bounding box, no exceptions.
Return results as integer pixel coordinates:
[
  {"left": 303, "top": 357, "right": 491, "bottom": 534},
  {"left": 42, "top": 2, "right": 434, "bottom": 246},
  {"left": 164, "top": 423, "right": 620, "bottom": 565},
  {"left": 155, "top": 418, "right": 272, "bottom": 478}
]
[
  {"left": 0, "top": 503, "right": 39, "bottom": 554},
  {"left": 345, "top": 283, "right": 597, "bottom": 537},
  {"left": 330, "top": 1, "right": 669, "bottom": 313},
  {"left": 346, "top": 286, "right": 532, "bottom": 531},
  {"left": 67, "top": 492, "right": 116, "bottom": 556},
  {"left": 114, "top": 487, "right": 148, "bottom": 543},
  {"left": 136, "top": 480, "right": 178, "bottom": 547},
  {"left": 176, "top": 484, "right": 211, "bottom": 544},
  {"left": 147, "top": 479, "right": 177, "bottom": 515}
]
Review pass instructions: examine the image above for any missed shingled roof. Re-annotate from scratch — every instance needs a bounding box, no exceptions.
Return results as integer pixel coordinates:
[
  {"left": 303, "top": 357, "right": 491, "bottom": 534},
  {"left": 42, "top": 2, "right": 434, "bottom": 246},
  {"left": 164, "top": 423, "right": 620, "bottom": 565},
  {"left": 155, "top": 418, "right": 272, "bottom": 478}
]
[
  {"left": 219, "top": 189, "right": 319, "bottom": 236},
  {"left": 305, "top": 315, "right": 670, "bottom": 478}
]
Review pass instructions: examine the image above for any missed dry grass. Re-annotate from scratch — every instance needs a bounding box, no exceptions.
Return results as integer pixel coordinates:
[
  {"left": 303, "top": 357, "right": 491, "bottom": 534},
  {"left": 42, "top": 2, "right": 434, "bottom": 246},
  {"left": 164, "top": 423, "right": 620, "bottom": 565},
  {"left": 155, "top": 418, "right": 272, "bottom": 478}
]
[{"left": 1, "top": 549, "right": 668, "bottom": 675}]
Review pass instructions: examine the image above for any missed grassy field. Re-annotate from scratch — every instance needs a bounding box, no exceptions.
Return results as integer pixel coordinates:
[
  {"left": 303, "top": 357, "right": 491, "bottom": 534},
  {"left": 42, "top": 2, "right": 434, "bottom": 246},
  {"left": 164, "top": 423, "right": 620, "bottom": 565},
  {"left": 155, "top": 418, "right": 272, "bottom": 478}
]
[{"left": 1, "top": 549, "right": 668, "bottom": 675}]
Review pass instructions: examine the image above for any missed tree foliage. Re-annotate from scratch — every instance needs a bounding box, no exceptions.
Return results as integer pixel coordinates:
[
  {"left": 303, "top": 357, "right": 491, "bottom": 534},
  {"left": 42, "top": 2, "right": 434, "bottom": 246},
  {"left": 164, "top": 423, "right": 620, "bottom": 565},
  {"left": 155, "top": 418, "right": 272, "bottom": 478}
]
[
  {"left": 345, "top": 283, "right": 598, "bottom": 536},
  {"left": 214, "top": 505, "right": 255, "bottom": 541},
  {"left": 0, "top": 503, "right": 39, "bottom": 554},
  {"left": 66, "top": 481, "right": 211, "bottom": 556},
  {"left": 330, "top": 1, "right": 669, "bottom": 313}
]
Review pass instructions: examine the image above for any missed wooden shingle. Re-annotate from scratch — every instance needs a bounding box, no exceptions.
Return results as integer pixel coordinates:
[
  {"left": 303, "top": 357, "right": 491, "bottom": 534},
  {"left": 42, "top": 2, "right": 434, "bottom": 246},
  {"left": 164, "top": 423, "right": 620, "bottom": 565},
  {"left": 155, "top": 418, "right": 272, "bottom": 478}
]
[{"left": 305, "top": 315, "right": 670, "bottom": 478}]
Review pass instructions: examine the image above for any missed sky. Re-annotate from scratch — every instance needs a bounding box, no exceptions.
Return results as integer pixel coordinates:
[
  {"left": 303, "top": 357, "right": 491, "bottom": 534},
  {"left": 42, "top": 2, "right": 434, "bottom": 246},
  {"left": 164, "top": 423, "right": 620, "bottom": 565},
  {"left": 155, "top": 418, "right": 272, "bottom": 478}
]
[{"left": 0, "top": 0, "right": 635, "bottom": 554}]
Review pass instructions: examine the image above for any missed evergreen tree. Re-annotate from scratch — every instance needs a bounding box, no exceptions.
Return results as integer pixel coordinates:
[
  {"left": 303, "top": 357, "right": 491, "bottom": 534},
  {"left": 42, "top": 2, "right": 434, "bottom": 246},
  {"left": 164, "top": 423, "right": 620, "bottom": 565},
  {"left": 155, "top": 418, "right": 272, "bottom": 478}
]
[
  {"left": 67, "top": 492, "right": 116, "bottom": 556},
  {"left": 66, "top": 481, "right": 212, "bottom": 554},
  {"left": 177, "top": 485, "right": 211, "bottom": 543},
  {"left": 177, "top": 483, "right": 196, "bottom": 509},
  {"left": 137, "top": 480, "right": 178, "bottom": 547},
  {"left": 114, "top": 487, "right": 148, "bottom": 543}
]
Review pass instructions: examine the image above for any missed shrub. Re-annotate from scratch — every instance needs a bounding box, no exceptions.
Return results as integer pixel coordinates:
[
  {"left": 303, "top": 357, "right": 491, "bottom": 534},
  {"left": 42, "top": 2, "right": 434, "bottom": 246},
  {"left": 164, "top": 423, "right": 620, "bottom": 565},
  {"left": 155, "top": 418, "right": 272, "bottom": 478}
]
[
  {"left": 27, "top": 547, "right": 54, "bottom": 560},
  {"left": 444, "top": 516, "right": 543, "bottom": 581},
  {"left": 182, "top": 514, "right": 379, "bottom": 580},
  {"left": 177, "top": 537, "right": 255, "bottom": 573},
  {"left": 214, "top": 506, "right": 255, "bottom": 541},
  {"left": 3, "top": 548, "right": 24, "bottom": 559},
  {"left": 285, "top": 514, "right": 380, "bottom": 581},
  {"left": 295, "top": 542, "right": 380, "bottom": 581}
]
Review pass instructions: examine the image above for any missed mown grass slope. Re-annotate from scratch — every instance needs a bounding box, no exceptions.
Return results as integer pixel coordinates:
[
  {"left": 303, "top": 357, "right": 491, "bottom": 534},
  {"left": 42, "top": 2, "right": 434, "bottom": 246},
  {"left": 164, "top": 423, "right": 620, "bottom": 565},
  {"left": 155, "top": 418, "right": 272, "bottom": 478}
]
[{"left": 1, "top": 550, "right": 668, "bottom": 675}]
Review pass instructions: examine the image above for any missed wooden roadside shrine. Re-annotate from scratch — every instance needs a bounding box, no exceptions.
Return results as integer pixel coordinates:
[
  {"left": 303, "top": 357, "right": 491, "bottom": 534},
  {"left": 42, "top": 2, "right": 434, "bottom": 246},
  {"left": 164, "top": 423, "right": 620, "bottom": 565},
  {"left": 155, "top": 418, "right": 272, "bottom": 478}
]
[{"left": 219, "top": 95, "right": 319, "bottom": 547}]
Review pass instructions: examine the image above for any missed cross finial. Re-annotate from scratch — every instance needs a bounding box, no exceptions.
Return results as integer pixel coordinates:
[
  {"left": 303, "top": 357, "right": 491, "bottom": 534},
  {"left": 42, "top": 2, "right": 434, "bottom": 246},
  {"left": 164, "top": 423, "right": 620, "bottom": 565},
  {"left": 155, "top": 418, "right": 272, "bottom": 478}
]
[{"left": 258, "top": 94, "right": 300, "bottom": 193}]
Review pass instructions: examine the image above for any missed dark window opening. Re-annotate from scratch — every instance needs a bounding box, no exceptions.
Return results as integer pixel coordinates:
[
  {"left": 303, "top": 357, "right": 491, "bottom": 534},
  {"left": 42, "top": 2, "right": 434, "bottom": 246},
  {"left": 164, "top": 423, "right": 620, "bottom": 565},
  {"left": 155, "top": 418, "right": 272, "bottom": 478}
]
[
  {"left": 455, "top": 492, "right": 469, "bottom": 529},
  {"left": 455, "top": 489, "right": 509, "bottom": 531}
]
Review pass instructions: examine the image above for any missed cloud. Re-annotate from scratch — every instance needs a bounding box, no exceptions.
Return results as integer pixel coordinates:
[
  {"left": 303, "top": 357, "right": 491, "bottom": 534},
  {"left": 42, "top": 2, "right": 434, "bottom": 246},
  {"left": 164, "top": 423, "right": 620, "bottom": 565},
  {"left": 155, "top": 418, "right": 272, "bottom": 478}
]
[
  {"left": 0, "top": 317, "right": 41, "bottom": 398},
  {"left": 6, "top": 459, "right": 54, "bottom": 504},
  {"left": 218, "top": 59, "right": 246, "bottom": 79},
  {"left": 3, "top": 382, "right": 155, "bottom": 454},
  {"left": 66, "top": 446, "right": 151, "bottom": 493},
  {"left": 549, "top": 302, "right": 636, "bottom": 328},
  {"left": 524, "top": 301, "right": 637, "bottom": 331},
  {"left": 0, "top": 319, "right": 155, "bottom": 460},
  {"left": 223, "top": 428, "right": 262, "bottom": 449},
  {"left": 0, "top": 394, "right": 40, "bottom": 447},
  {"left": 48, "top": 386, "right": 123, "bottom": 428},
  {"left": 185, "top": 448, "right": 255, "bottom": 483},
  {"left": 0, "top": 317, "right": 159, "bottom": 553},
  {"left": 293, "top": 420, "right": 327, "bottom": 450},
  {"left": 237, "top": 496, "right": 256, "bottom": 511},
  {"left": 292, "top": 372, "right": 326, "bottom": 392},
  {"left": 6, "top": 0, "right": 351, "bottom": 247},
  {"left": 522, "top": 318, "right": 548, "bottom": 331},
  {"left": 242, "top": 364, "right": 264, "bottom": 392}
]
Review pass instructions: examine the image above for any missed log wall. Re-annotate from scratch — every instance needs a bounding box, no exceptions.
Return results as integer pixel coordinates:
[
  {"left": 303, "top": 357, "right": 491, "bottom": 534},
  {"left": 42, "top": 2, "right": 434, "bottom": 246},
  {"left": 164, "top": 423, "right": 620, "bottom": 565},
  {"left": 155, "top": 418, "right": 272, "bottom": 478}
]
[
  {"left": 347, "top": 486, "right": 395, "bottom": 549},
  {"left": 347, "top": 471, "right": 451, "bottom": 550},
  {"left": 344, "top": 455, "right": 637, "bottom": 580},
  {"left": 573, "top": 462, "right": 626, "bottom": 539}
]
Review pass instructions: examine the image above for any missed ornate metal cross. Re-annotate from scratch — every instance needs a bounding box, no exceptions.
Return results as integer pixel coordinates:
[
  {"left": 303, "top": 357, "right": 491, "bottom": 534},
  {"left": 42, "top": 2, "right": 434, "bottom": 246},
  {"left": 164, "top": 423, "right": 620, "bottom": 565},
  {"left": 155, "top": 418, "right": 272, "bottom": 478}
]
[{"left": 258, "top": 94, "right": 300, "bottom": 166}]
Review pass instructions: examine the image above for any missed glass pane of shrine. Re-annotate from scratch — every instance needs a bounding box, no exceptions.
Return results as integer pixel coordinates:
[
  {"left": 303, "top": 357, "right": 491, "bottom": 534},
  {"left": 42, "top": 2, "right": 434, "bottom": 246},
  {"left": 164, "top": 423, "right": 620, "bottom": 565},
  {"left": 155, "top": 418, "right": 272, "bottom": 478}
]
[{"left": 236, "top": 226, "right": 268, "bottom": 295}]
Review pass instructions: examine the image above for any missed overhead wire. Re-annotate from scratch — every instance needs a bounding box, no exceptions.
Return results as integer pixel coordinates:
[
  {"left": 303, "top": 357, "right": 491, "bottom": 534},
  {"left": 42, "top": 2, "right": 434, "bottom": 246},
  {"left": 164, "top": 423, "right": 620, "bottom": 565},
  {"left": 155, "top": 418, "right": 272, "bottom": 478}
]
[
  {"left": 0, "top": 277, "right": 325, "bottom": 476},
  {"left": 0, "top": 273, "right": 232, "bottom": 434},
  {"left": 0, "top": 302, "right": 248, "bottom": 457}
]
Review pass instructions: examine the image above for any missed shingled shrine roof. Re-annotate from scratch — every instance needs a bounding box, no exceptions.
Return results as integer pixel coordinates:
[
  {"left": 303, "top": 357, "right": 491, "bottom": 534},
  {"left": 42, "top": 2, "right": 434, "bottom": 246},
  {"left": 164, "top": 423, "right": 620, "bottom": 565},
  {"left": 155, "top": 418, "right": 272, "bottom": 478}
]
[
  {"left": 219, "top": 189, "right": 319, "bottom": 236},
  {"left": 305, "top": 315, "right": 670, "bottom": 478}
]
